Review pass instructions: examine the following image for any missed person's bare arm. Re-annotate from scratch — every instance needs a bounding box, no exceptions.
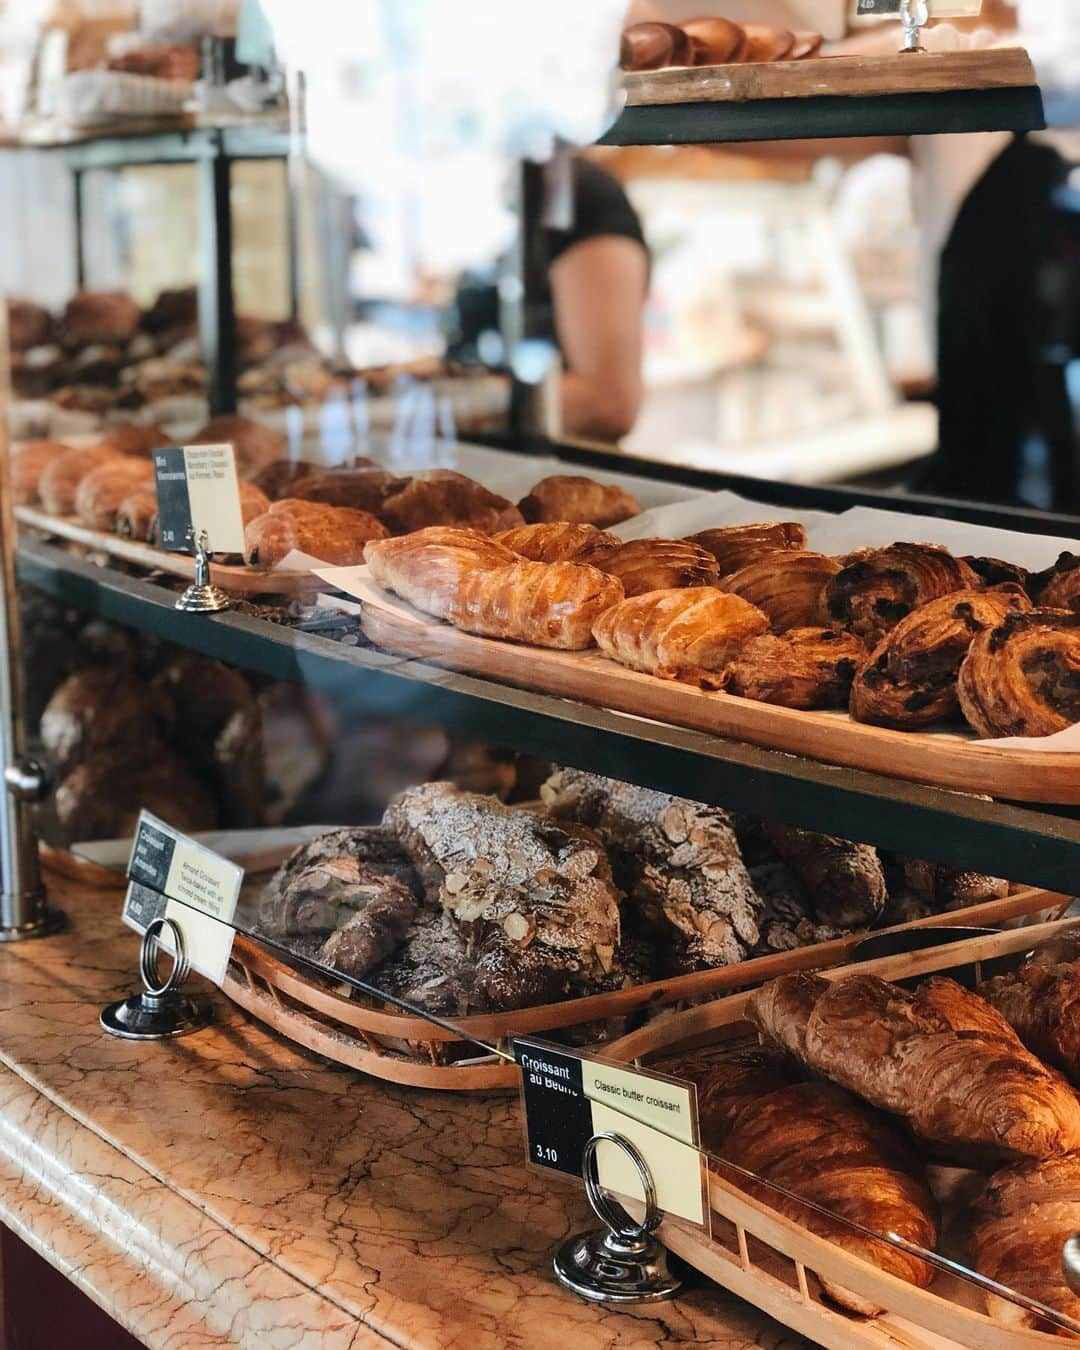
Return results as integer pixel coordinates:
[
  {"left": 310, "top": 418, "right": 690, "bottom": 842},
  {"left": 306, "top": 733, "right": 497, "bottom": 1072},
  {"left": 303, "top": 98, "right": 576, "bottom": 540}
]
[{"left": 550, "top": 234, "right": 648, "bottom": 442}]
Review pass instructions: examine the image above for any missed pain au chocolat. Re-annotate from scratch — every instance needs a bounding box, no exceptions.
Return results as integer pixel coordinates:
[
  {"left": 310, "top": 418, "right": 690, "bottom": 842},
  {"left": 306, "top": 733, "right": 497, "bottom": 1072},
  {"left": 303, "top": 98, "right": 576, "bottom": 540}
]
[
  {"left": 825, "top": 543, "right": 980, "bottom": 645},
  {"left": 958, "top": 609, "right": 1080, "bottom": 739},
  {"left": 725, "top": 627, "right": 865, "bottom": 710}
]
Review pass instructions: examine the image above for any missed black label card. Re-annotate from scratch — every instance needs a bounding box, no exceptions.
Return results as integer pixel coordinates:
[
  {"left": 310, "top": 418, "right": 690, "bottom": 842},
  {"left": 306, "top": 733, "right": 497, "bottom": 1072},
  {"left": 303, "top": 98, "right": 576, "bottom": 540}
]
[
  {"left": 122, "top": 880, "right": 169, "bottom": 933},
  {"left": 152, "top": 447, "right": 193, "bottom": 552},
  {"left": 128, "top": 816, "right": 176, "bottom": 893},
  {"left": 856, "top": 0, "right": 901, "bottom": 12},
  {"left": 514, "top": 1041, "right": 594, "bottom": 1179}
]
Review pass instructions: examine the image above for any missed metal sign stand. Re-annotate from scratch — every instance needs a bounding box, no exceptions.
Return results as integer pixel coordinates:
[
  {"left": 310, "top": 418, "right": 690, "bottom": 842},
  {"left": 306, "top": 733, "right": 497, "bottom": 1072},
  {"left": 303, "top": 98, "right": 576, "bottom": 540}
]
[
  {"left": 101, "top": 916, "right": 213, "bottom": 1039},
  {"left": 900, "top": 0, "right": 930, "bottom": 53},
  {"left": 554, "top": 1132, "right": 685, "bottom": 1305},
  {"left": 175, "top": 530, "right": 231, "bottom": 614}
]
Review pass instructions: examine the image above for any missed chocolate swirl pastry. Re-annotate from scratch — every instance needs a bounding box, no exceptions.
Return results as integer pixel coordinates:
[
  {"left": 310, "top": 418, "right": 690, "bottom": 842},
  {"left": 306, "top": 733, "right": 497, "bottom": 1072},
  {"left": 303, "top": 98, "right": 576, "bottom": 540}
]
[
  {"left": 686, "top": 521, "right": 806, "bottom": 576},
  {"left": 825, "top": 543, "right": 980, "bottom": 645},
  {"left": 594, "top": 538, "right": 718, "bottom": 596},
  {"left": 620, "top": 20, "right": 691, "bottom": 70},
  {"left": 718, "top": 551, "right": 838, "bottom": 631},
  {"left": 958, "top": 609, "right": 1080, "bottom": 739},
  {"left": 1032, "top": 553, "right": 1080, "bottom": 612},
  {"left": 850, "top": 587, "right": 1033, "bottom": 731},
  {"left": 963, "top": 555, "right": 1031, "bottom": 591},
  {"left": 495, "top": 521, "right": 620, "bottom": 565},
  {"left": 725, "top": 627, "right": 865, "bottom": 710}
]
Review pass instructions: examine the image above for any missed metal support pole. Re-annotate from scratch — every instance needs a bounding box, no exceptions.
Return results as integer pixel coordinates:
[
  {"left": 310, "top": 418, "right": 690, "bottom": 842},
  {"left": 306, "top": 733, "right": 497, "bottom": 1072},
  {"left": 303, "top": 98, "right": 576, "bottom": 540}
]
[
  {"left": 72, "top": 167, "right": 87, "bottom": 289},
  {"left": 198, "top": 135, "right": 238, "bottom": 415},
  {"left": 0, "top": 307, "right": 63, "bottom": 942}
]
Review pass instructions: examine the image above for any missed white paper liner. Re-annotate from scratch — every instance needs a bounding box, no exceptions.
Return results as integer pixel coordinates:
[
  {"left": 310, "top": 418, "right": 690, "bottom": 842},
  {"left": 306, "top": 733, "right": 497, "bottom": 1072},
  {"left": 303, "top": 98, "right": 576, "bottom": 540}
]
[{"left": 973, "top": 724, "right": 1080, "bottom": 753}]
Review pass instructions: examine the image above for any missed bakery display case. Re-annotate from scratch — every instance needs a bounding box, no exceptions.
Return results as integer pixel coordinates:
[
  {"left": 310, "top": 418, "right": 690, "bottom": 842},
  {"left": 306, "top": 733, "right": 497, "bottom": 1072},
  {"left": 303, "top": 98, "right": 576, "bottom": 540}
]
[{"left": 3, "top": 6, "right": 1080, "bottom": 1350}]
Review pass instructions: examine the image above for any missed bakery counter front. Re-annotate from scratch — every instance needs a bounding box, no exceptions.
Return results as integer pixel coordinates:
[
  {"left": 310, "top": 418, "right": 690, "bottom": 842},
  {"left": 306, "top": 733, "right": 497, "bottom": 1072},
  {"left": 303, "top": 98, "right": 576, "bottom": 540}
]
[{"left": 0, "top": 869, "right": 791, "bottom": 1350}]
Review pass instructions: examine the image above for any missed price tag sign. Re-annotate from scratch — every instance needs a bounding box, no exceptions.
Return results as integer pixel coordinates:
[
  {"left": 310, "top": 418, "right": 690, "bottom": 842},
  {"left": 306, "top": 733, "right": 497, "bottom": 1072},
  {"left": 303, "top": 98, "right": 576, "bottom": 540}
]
[
  {"left": 123, "top": 812, "right": 243, "bottom": 985},
  {"left": 153, "top": 443, "right": 244, "bottom": 555},
  {"left": 854, "top": 1, "right": 982, "bottom": 15},
  {"left": 514, "top": 1038, "right": 709, "bottom": 1231}
]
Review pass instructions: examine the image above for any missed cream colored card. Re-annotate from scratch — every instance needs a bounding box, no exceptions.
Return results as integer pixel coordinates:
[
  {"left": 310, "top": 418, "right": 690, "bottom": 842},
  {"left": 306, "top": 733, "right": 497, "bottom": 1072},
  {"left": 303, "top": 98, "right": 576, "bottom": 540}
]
[
  {"left": 163, "top": 898, "right": 235, "bottom": 986},
  {"left": 184, "top": 443, "right": 244, "bottom": 554}
]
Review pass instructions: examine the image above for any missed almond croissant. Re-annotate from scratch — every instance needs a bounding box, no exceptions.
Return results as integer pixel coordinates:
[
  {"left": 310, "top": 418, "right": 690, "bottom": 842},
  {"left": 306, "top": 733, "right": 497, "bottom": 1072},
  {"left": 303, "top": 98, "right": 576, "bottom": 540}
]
[
  {"left": 825, "top": 543, "right": 980, "bottom": 645},
  {"left": 593, "top": 587, "right": 768, "bottom": 685},
  {"left": 957, "top": 609, "right": 1080, "bottom": 738},
  {"left": 718, "top": 550, "right": 838, "bottom": 631},
  {"left": 724, "top": 627, "right": 864, "bottom": 710},
  {"left": 594, "top": 538, "right": 719, "bottom": 596}
]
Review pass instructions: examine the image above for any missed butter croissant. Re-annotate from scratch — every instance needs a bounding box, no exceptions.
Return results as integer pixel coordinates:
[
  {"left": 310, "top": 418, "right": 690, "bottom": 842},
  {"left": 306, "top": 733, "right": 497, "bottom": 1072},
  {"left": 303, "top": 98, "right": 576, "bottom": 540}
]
[
  {"left": 718, "top": 551, "right": 838, "bottom": 631},
  {"left": 245, "top": 500, "right": 389, "bottom": 568},
  {"left": 981, "top": 953, "right": 1080, "bottom": 1085},
  {"left": 957, "top": 609, "right": 1080, "bottom": 738},
  {"left": 494, "top": 521, "right": 619, "bottom": 564},
  {"left": 447, "top": 558, "right": 624, "bottom": 650},
  {"left": 851, "top": 587, "right": 1032, "bottom": 730},
  {"left": 518, "top": 474, "right": 641, "bottom": 528},
  {"left": 593, "top": 587, "right": 768, "bottom": 685},
  {"left": 725, "top": 627, "right": 865, "bottom": 710},
  {"left": 826, "top": 543, "right": 980, "bottom": 645},
  {"left": 364, "top": 527, "right": 514, "bottom": 620},
  {"left": 686, "top": 521, "right": 806, "bottom": 576},
  {"left": 594, "top": 538, "right": 719, "bottom": 596}
]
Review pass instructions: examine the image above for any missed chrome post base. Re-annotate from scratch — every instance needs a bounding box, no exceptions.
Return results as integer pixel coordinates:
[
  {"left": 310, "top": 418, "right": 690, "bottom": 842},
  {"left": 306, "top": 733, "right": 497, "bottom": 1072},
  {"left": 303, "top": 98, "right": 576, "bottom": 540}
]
[
  {"left": 0, "top": 899, "right": 66, "bottom": 943},
  {"left": 101, "top": 916, "right": 213, "bottom": 1040},
  {"left": 175, "top": 580, "right": 231, "bottom": 613}
]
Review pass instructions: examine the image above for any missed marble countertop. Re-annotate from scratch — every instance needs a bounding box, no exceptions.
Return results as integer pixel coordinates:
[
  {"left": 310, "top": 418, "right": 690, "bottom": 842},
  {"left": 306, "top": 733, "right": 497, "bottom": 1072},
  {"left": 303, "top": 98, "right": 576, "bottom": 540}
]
[{"left": 0, "top": 872, "right": 805, "bottom": 1350}]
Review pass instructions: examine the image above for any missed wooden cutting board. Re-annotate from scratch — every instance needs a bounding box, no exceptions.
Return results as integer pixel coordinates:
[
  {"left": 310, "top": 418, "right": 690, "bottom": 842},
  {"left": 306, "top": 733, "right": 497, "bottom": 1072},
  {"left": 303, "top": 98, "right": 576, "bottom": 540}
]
[{"left": 354, "top": 574, "right": 1080, "bottom": 805}]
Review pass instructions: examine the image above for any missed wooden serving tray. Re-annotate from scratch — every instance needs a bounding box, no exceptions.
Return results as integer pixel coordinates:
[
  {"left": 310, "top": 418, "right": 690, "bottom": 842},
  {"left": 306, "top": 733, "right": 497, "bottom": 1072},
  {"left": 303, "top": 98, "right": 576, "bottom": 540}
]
[
  {"left": 354, "top": 576, "right": 1080, "bottom": 804},
  {"left": 220, "top": 886, "right": 1066, "bottom": 1092},
  {"left": 623, "top": 48, "right": 1038, "bottom": 108},
  {"left": 606, "top": 920, "right": 1080, "bottom": 1349},
  {"left": 16, "top": 505, "right": 326, "bottom": 598}
]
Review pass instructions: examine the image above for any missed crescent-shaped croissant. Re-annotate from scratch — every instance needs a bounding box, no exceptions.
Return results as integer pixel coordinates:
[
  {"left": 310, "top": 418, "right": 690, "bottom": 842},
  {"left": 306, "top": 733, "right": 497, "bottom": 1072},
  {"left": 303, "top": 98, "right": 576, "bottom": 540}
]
[{"left": 718, "top": 551, "right": 839, "bottom": 631}]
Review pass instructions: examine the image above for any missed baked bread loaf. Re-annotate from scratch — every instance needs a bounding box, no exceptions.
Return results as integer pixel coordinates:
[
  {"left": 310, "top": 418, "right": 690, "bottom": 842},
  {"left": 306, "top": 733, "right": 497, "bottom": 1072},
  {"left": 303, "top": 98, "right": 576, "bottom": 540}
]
[
  {"left": 620, "top": 20, "right": 691, "bottom": 70},
  {"left": 594, "top": 538, "right": 719, "bottom": 596},
  {"left": 763, "top": 822, "right": 886, "bottom": 928},
  {"left": 38, "top": 445, "right": 122, "bottom": 515},
  {"left": 449, "top": 558, "right": 624, "bottom": 650},
  {"left": 365, "top": 527, "right": 514, "bottom": 619},
  {"left": 60, "top": 290, "right": 141, "bottom": 347},
  {"left": 289, "top": 466, "right": 407, "bottom": 514},
  {"left": 518, "top": 475, "right": 641, "bottom": 528},
  {"left": 681, "top": 16, "right": 746, "bottom": 64},
  {"left": 851, "top": 587, "right": 1032, "bottom": 730},
  {"left": 494, "top": 521, "right": 620, "bottom": 564},
  {"left": 55, "top": 752, "right": 217, "bottom": 842},
  {"left": 749, "top": 972, "right": 1080, "bottom": 1163},
  {"left": 74, "top": 457, "right": 156, "bottom": 530},
  {"left": 657, "top": 1050, "right": 937, "bottom": 1316},
  {"left": 190, "top": 415, "right": 286, "bottom": 479},
  {"left": 718, "top": 551, "right": 838, "bottom": 630},
  {"left": 957, "top": 610, "right": 1080, "bottom": 738},
  {"left": 971, "top": 1154, "right": 1080, "bottom": 1334},
  {"left": 685, "top": 522, "right": 806, "bottom": 575},
  {"left": 1034, "top": 553, "right": 1080, "bottom": 612},
  {"left": 41, "top": 667, "right": 172, "bottom": 777},
  {"left": 593, "top": 587, "right": 768, "bottom": 685},
  {"left": 244, "top": 499, "right": 389, "bottom": 568},
  {"left": 380, "top": 470, "right": 523, "bottom": 535},
  {"left": 826, "top": 543, "right": 981, "bottom": 645},
  {"left": 724, "top": 627, "right": 865, "bottom": 710},
  {"left": 12, "top": 440, "right": 67, "bottom": 506}
]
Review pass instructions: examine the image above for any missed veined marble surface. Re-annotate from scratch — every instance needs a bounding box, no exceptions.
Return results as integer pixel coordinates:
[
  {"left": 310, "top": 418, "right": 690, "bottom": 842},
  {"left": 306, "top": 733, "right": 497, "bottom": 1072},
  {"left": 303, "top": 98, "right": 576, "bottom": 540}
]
[{"left": 0, "top": 874, "right": 804, "bottom": 1349}]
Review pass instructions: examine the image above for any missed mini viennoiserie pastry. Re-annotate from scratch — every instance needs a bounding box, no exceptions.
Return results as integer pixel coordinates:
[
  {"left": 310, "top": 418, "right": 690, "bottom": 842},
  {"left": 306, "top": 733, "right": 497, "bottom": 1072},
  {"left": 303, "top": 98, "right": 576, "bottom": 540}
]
[
  {"left": 1034, "top": 553, "right": 1080, "bottom": 612},
  {"left": 957, "top": 610, "right": 1080, "bottom": 738},
  {"left": 244, "top": 500, "right": 389, "bottom": 568},
  {"left": 60, "top": 290, "right": 141, "bottom": 347},
  {"left": 850, "top": 587, "right": 1033, "bottom": 730},
  {"left": 518, "top": 475, "right": 641, "bottom": 529},
  {"left": 718, "top": 551, "right": 839, "bottom": 631},
  {"left": 685, "top": 522, "right": 806, "bottom": 576},
  {"left": 826, "top": 543, "right": 981, "bottom": 645},
  {"left": 594, "top": 538, "right": 719, "bottom": 596},
  {"left": 380, "top": 470, "right": 524, "bottom": 535},
  {"left": 96, "top": 423, "right": 167, "bottom": 457},
  {"left": 620, "top": 20, "right": 691, "bottom": 70},
  {"left": 763, "top": 822, "right": 886, "bottom": 928},
  {"left": 289, "top": 466, "right": 407, "bottom": 515},
  {"left": 593, "top": 587, "right": 767, "bottom": 685},
  {"left": 680, "top": 16, "right": 746, "bottom": 64},
  {"left": 749, "top": 972, "right": 1080, "bottom": 1163},
  {"left": 448, "top": 558, "right": 624, "bottom": 650},
  {"left": 190, "top": 414, "right": 286, "bottom": 479},
  {"left": 74, "top": 457, "right": 156, "bottom": 531},
  {"left": 365, "top": 527, "right": 514, "bottom": 619},
  {"left": 494, "top": 521, "right": 620, "bottom": 565},
  {"left": 38, "top": 444, "right": 123, "bottom": 515},
  {"left": 724, "top": 628, "right": 865, "bottom": 710},
  {"left": 12, "top": 440, "right": 67, "bottom": 506}
]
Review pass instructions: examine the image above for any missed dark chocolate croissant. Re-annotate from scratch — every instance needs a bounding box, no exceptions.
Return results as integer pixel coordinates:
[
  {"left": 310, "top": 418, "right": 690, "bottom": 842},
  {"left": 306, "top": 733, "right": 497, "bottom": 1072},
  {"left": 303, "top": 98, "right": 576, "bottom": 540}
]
[
  {"left": 826, "top": 543, "right": 980, "bottom": 645},
  {"left": 724, "top": 627, "right": 865, "bottom": 710},
  {"left": 957, "top": 609, "right": 1080, "bottom": 739},
  {"left": 1032, "top": 553, "right": 1080, "bottom": 612}
]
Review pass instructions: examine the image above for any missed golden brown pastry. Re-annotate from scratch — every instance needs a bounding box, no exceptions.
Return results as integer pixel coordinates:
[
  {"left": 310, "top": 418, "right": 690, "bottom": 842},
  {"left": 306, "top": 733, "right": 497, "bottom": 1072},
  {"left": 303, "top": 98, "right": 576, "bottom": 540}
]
[
  {"left": 244, "top": 499, "right": 389, "bottom": 568},
  {"left": 96, "top": 423, "right": 167, "bottom": 457},
  {"left": 718, "top": 551, "right": 838, "bottom": 631},
  {"left": 364, "top": 527, "right": 515, "bottom": 620},
  {"left": 958, "top": 609, "right": 1080, "bottom": 738},
  {"left": 289, "top": 466, "right": 407, "bottom": 514},
  {"left": 251, "top": 459, "right": 323, "bottom": 500},
  {"left": 518, "top": 475, "right": 641, "bottom": 529},
  {"left": 851, "top": 587, "right": 1033, "bottom": 730},
  {"left": 825, "top": 543, "right": 981, "bottom": 645},
  {"left": 593, "top": 587, "right": 768, "bottom": 685},
  {"left": 620, "top": 20, "right": 691, "bottom": 70},
  {"left": 38, "top": 445, "right": 123, "bottom": 515},
  {"left": 190, "top": 414, "right": 286, "bottom": 479},
  {"left": 981, "top": 955, "right": 1080, "bottom": 1084},
  {"left": 494, "top": 521, "right": 620, "bottom": 565},
  {"left": 971, "top": 1154, "right": 1080, "bottom": 1335},
  {"left": 749, "top": 972, "right": 1080, "bottom": 1163},
  {"left": 115, "top": 487, "right": 158, "bottom": 542},
  {"left": 74, "top": 457, "right": 156, "bottom": 531},
  {"left": 448, "top": 558, "right": 624, "bottom": 650},
  {"left": 595, "top": 538, "right": 718, "bottom": 597},
  {"left": 1034, "top": 553, "right": 1080, "bottom": 612},
  {"left": 685, "top": 521, "right": 807, "bottom": 576},
  {"left": 380, "top": 470, "right": 524, "bottom": 535},
  {"left": 963, "top": 555, "right": 1031, "bottom": 590},
  {"left": 12, "top": 440, "right": 67, "bottom": 506},
  {"left": 7, "top": 297, "right": 52, "bottom": 350},
  {"left": 657, "top": 1050, "right": 937, "bottom": 1316},
  {"left": 680, "top": 16, "right": 746, "bottom": 64},
  {"left": 763, "top": 822, "right": 886, "bottom": 928},
  {"left": 106, "top": 43, "right": 199, "bottom": 79},
  {"left": 60, "top": 290, "right": 141, "bottom": 347},
  {"left": 740, "top": 23, "right": 795, "bottom": 61},
  {"left": 724, "top": 627, "right": 865, "bottom": 710}
]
